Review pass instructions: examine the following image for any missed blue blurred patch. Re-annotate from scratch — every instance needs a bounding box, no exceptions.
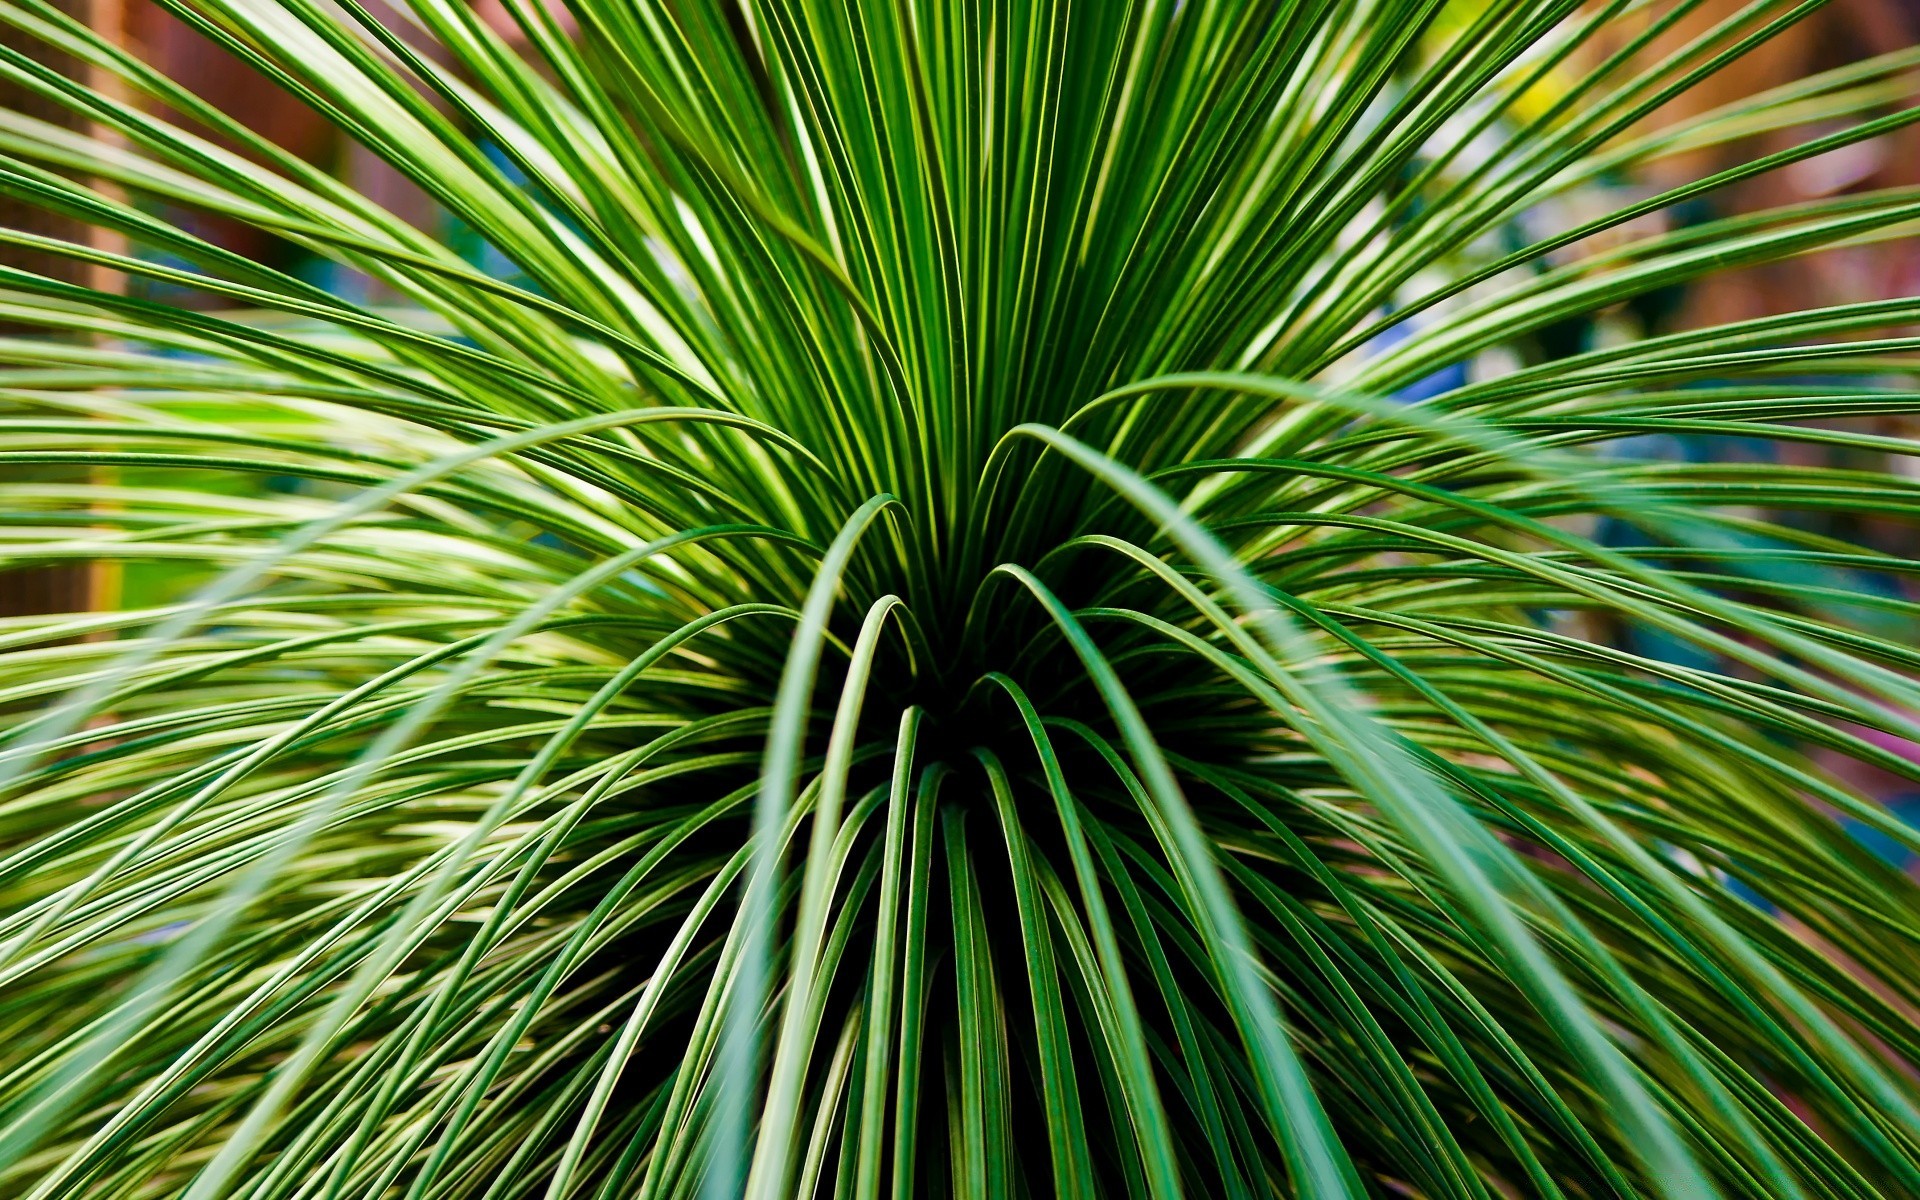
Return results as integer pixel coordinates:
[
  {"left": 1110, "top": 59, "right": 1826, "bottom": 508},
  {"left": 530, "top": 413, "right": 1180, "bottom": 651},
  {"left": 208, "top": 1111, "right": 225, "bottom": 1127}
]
[
  {"left": 1724, "top": 794, "right": 1920, "bottom": 915},
  {"left": 1362, "top": 314, "right": 1468, "bottom": 403},
  {"left": 1843, "top": 793, "right": 1920, "bottom": 871}
]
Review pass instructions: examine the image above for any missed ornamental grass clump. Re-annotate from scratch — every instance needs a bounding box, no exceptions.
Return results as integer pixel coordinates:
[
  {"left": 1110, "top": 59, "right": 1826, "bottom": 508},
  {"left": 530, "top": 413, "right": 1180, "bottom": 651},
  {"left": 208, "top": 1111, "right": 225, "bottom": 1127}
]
[{"left": 3, "top": 1, "right": 1920, "bottom": 1196}]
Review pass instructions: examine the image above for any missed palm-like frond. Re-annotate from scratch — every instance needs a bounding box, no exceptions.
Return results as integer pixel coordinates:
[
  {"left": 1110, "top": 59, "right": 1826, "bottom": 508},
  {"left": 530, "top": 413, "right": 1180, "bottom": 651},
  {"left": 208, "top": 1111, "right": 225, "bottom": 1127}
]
[{"left": 2, "top": 1, "right": 1920, "bottom": 1195}]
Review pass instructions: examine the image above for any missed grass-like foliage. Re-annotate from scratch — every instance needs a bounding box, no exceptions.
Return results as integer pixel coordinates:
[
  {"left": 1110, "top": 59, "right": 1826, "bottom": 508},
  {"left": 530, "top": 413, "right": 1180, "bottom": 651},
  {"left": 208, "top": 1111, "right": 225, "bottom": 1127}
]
[{"left": 4, "top": 0, "right": 1920, "bottom": 1196}]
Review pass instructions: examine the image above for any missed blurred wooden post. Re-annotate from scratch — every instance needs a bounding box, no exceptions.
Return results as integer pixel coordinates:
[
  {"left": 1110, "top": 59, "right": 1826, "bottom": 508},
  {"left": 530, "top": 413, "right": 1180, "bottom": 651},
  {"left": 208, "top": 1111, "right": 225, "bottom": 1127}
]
[{"left": 0, "top": 0, "right": 121, "bottom": 618}]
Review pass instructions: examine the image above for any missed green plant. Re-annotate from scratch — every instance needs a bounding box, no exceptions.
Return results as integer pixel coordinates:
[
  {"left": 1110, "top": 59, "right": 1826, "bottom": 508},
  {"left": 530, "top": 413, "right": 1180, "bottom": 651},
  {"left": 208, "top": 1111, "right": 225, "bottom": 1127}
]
[{"left": 2, "top": 0, "right": 1920, "bottom": 1195}]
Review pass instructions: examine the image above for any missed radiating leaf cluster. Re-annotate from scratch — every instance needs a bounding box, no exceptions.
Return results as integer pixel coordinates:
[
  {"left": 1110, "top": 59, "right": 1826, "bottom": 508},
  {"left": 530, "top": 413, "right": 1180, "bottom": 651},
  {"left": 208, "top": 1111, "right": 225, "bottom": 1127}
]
[{"left": 2, "top": 0, "right": 1920, "bottom": 1196}]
